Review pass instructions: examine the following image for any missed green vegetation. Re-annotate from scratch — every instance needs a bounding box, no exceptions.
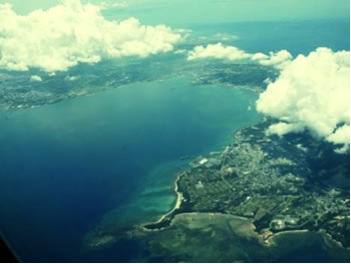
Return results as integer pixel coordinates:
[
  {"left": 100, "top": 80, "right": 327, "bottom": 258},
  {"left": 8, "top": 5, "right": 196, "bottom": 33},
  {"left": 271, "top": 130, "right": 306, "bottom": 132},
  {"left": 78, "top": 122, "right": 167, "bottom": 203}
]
[{"left": 146, "top": 120, "right": 350, "bottom": 247}]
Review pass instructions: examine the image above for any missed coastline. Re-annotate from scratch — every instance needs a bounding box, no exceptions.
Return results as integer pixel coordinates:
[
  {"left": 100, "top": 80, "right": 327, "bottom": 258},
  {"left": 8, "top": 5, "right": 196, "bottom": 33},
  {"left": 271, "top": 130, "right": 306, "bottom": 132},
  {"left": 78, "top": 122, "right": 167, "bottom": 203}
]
[
  {"left": 140, "top": 121, "right": 349, "bottom": 250},
  {"left": 142, "top": 171, "right": 184, "bottom": 230},
  {"left": 143, "top": 174, "right": 349, "bottom": 253}
]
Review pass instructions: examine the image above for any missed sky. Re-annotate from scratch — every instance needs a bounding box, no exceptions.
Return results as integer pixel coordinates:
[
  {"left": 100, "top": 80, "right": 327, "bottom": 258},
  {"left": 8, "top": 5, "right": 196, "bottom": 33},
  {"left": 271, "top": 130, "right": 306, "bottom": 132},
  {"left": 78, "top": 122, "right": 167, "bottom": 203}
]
[{"left": 0, "top": 0, "right": 349, "bottom": 24}]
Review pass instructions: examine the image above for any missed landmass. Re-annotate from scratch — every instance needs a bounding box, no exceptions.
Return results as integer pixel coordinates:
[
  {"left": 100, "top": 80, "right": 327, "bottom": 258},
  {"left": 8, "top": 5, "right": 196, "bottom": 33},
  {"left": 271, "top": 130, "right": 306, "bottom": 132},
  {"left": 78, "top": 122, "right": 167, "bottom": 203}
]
[
  {"left": 85, "top": 119, "right": 349, "bottom": 262},
  {"left": 144, "top": 119, "right": 349, "bottom": 246},
  {"left": 0, "top": 62, "right": 276, "bottom": 111}
]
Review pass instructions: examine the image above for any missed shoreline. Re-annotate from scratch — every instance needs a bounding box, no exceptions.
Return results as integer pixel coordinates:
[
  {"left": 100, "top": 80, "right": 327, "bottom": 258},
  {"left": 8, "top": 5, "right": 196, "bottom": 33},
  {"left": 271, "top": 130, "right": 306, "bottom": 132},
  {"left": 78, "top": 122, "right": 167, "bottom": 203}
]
[
  {"left": 142, "top": 171, "right": 184, "bottom": 230},
  {"left": 142, "top": 184, "right": 350, "bottom": 252},
  {"left": 139, "top": 128, "right": 349, "bottom": 249}
]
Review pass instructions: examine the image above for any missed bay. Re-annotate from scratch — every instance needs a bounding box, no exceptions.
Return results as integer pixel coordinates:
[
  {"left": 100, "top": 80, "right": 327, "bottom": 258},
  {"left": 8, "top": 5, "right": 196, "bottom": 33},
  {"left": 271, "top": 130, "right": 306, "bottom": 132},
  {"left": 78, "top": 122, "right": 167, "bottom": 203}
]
[{"left": 0, "top": 76, "right": 260, "bottom": 262}]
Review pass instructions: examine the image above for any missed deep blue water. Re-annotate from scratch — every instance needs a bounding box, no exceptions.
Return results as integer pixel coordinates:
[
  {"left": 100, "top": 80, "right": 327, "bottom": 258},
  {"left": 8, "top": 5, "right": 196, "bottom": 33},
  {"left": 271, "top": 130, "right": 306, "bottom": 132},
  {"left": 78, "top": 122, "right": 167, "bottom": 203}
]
[{"left": 0, "top": 77, "right": 260, "bottom": 262}]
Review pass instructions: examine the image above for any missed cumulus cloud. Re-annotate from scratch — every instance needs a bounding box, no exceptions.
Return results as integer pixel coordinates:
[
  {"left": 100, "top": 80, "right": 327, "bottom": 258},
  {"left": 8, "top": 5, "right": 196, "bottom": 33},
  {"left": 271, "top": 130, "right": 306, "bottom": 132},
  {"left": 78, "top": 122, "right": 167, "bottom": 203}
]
[
  {"left": 326, "top": 125, "right": 350, "bottom": 154},
  {"left": 189, "top": 44, "right": 349, "bottom": 153},
  {"left": 0, "top": 0, "right": 182, "bottom": 72},
  {"left": 252, "top": 50, "right": 292, "bottom": 70},
  {"left": 30, "top": 75, "right": 43, "bottom": 82},
  {"left": 187, "top": 43, "right": 292, "bottom": 69},
  {"left": 256, "top": 48, "right": 350, "bottom": 153},
  {"left": 213, "top": 33, "right": 240, "bottom": 41},
  {"left": 266, "top": 122, "right": 305, "bottom": 136},
  {"left": 65, "top": 75, "right": 79, "bottom": 81},
  {"left": 98, "top": 1, "right": 127, "bottom": 9},
  {"left": 187, "top": 43, "right": 251, "bottom": 61},
  {"left": 174, "top": 49, "right": 187, "bottom": 54}
]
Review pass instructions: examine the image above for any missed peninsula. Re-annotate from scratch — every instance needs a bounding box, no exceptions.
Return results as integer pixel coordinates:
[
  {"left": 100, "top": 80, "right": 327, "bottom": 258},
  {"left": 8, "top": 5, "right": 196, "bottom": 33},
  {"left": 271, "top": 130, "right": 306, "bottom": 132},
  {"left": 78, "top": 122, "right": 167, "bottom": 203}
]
[{"left": 144, "top": 119, "right": 350, "bottom": 248}]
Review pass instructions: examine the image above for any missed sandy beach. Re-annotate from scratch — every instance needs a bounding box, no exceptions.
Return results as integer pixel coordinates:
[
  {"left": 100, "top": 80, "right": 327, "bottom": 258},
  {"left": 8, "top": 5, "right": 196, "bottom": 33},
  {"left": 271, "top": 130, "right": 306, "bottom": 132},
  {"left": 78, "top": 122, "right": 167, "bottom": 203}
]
[{"left": 142, "top": 171, "right": 185, "bottom": 229}]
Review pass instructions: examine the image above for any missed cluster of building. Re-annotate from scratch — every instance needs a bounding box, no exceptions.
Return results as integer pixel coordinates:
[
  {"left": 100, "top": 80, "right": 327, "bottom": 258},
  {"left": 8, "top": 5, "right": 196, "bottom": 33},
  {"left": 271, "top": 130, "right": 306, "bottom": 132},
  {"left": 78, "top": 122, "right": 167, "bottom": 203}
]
[{"left": 170, "top": 120, "right": 349, "bottom": 247}]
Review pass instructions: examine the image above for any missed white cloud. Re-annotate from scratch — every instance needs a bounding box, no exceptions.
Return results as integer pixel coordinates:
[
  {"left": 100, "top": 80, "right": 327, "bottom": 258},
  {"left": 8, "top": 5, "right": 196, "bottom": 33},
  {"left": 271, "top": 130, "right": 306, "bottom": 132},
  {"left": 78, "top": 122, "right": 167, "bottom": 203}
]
[
  {"left": 0, "top": 0, "right": 182, "bottom": 72},
  {"left": 30, "top": 75, "right": 43, "bottom": 82},
  {"left": 188, "top": 44, "right": 350, "bottom": 153},
  {"left": 187, "top": 43, "right": 251, "bottom": 61},
  {"left": 213, "top": 33, "right": 240, "bottom": 41},
  {"left": 65, "top": 75, "right": 79, "bottom": 81},
  {"left": 256, "top": 48, "right": 350, "bottom": 153},
  {"left": 326, "top": 125, "right": 350, "bottom": 154},
  {"left": 252, "top": 50, "right": 292, "bottom": 70},
  {"left": 187, "top": 43, "right": 292, "bottom": 69},
  {"left": 266, "top": 122, "right": 305, "bottom": 136},
  {"left": 251, "top": 53, "right": 269, "bottom": 61},
  {"left": 174, "top": 49, "right": 187, "bottom": 54},
  {"left": 98, "top": 1, "right": 127, "bottom": 9}
]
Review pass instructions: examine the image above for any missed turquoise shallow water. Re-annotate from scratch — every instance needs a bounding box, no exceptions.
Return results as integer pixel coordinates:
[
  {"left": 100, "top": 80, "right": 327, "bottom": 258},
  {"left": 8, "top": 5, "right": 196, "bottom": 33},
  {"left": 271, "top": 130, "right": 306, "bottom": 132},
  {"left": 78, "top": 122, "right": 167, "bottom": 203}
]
[{"left": 0, "top": 76, "right": 260, "bottom": 262}]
